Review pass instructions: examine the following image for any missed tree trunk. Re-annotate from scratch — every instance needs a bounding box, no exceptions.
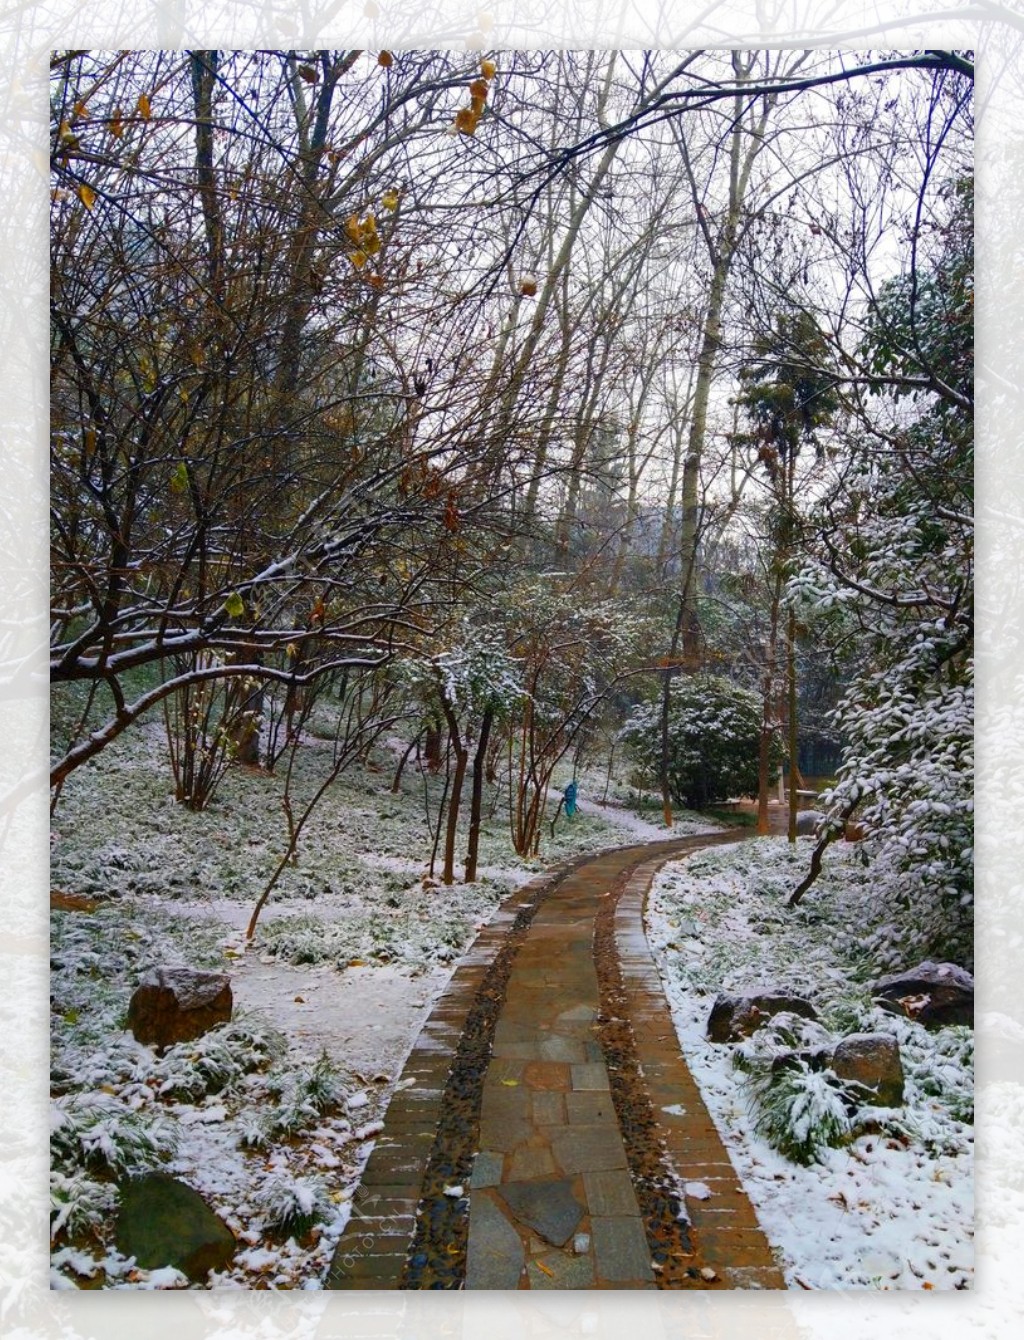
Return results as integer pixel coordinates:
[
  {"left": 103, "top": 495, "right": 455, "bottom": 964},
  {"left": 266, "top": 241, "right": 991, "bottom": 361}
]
[
  {"left": 424, "top": 716, "right": 443, "bottom": 773},
  {"left": 464, "top": 706, "right": 495, "bottom": 882},
  {"left": 658, "top": 666, "right": 676, "bottom": 828},
  {"left": 439, "top": 698, "right": 468, "bottom": 885},
  {"left": 391, "top": 730, "right": 422, "bottom": 794},
  {"left": 674, "top": 54, "right": 777, "bottom": 665},
  {"left": 757, "top": 570, "right": 784, "bottom": 835},
  {"left": 787, "top": 605, "right": 800, "bottom": 843}
]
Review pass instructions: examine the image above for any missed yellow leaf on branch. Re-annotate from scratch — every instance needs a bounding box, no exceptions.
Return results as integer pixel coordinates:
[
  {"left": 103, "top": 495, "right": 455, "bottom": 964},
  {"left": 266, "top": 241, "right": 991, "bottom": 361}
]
[{"left": 78, "top": 182, "right": 96, "bottom": 210}]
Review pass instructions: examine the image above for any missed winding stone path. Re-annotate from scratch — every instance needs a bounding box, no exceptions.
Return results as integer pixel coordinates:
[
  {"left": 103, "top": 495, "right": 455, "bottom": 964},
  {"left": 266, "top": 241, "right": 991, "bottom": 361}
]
[{"left": 326, "top": 833, "right": 785, "bottom": 1290}]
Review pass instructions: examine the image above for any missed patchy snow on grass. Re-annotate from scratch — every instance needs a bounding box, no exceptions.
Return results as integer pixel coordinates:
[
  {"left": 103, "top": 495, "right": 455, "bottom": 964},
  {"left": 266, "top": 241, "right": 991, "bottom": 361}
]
[
  {"left": 573, "top": 768, "right": 723, "bottom": 843},
  {"left": 49, "top": 724, "right": 699, "bottom": 1289},
  {"left": 646, "top": 836, "right": 973, "bottom": 1290}
]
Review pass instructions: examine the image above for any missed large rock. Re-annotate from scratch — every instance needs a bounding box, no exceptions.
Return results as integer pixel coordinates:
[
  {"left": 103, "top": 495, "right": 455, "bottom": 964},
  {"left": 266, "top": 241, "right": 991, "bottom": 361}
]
[
  {"left": 832, "top": 1032, "right": 905, "bottom": 1106},
  {"left": 128, "top": 966, "right": 232, "bottom": 1050},
  {"left": 871, "top": 961, "right": 973, "bottom": 1027},
  {"left": 115, "top": 1172, "right": 236, "bottom": 1282},
  {"left": 707, "top": 991, "right": 818, "bottom": 1043}
]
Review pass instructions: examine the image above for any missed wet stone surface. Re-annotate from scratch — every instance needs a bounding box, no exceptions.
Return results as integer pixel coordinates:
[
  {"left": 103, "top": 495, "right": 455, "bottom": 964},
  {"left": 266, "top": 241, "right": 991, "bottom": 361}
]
[
  {"left": 527, "top": 1250, "right": 596, "bottom": 1289},
  {"left": 469, "top": 1151, "right": 504, "bottom": 1188},
  {"left": 591, "top": 1216, "right": 656, "bottom": 1283},
  {"left": 496, "top": 1179, "right": 585, "bottom": 1248},
  {"left": 465, "top": 1192, "right": 525, "bottom": 1289}
]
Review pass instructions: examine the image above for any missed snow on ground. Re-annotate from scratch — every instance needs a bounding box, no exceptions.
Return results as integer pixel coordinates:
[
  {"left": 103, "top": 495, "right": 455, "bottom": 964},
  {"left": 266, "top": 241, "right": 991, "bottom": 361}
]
[
  {"left": 49, "top": 723, "right": 701, "bottom": 1290},
  {"left": 646, "top": 837, "right": 973, "bottom": 1290},
  {"left": 573, "top": 785, "right": 720, "bottom": 842}
]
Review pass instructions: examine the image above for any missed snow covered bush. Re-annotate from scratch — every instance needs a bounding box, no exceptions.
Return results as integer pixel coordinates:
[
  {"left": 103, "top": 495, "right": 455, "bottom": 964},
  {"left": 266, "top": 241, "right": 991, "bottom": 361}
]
[
  {"left": 263, "top": 1051, "right": 347, "bottom": 1140},
  {"left": 50, "top": 1169, "right": 119, "bottom": 1242},
  {"left": 733, "top": 1012, "right": 881, "bottom": 1164},
  {"left": 743, "top": 1057, "right": 855, "bottom": 1165},
  {"left": 256, "top": 1173, "right": 332, "bottom": 1238},
  {"left": 153, "top": 1017, "right": 286, "bottom": 1100},
  {"left": 50, "top": 1092, "right": 177, "bottom": 1176},
  {"left": 732, "top": 1010, "right": 836, "bottom": 1072},
  {"left": 620, "top": 674, "right": 778, "bottom": 808}
]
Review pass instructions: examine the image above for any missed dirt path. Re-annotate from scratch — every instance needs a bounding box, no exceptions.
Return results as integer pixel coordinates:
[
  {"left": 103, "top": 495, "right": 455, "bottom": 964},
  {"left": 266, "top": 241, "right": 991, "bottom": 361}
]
[{"left": 326, "top": 833, "right": 785, "bottom": 1290}]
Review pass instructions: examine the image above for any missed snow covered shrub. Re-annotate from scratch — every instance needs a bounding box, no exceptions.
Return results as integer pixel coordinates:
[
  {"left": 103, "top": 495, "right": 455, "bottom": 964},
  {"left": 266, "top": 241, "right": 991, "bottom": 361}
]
[
  {"left": 258, "top": 917, "right": 333, "bottom": 967},
  {"left": 732, "top": 1010, "right": 836, "bottom": 1074},
  {"left": 266, "top": 1051, "right": 345, "bottom": 1137},
  {"left": 900, "top": 1022, "right": 974, "bottom": 1126},
  {"left": 51, "top": 1092, "right": 176, "bottom": 1176},
  {"left": 256, "top": 1173, "right": 331, "bottom": 1238},
  {"left": 743, "top": 1057, "right": 854, "bottom": 1165},
  {"left": 50, "top": 1169, "right": 119, "bottom": 1242},
  {"left": 620, "top": 675, "right": 779, "bottom": 808},
  {"left": 153, "top": 1017, "right": 286, "bottom": 1100}
]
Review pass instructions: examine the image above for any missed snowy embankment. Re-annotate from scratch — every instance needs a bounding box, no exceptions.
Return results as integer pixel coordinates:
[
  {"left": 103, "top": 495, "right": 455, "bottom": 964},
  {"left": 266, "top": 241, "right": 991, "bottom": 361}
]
[
  {"left": 48, "top": 728, "right": 702, "bottom": 1290},
  {"left": 646, "top": 838, "right": 973, "bottom": 1290}
]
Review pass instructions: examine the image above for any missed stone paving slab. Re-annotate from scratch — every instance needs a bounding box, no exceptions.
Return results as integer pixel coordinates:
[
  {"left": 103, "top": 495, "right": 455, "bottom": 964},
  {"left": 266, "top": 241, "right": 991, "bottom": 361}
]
[
  {"left": 465, "top": 1192, "right": 525, "bottom": 1289},
  {"left": 497, "top": 1179, "right": 584, "bottom": 1245},
  {"left": 591, "top": 1216, "right": 656, "bottom": 1283},
  {"left": 583, "top": 1168, "right": 643, "bottom": 1217}
]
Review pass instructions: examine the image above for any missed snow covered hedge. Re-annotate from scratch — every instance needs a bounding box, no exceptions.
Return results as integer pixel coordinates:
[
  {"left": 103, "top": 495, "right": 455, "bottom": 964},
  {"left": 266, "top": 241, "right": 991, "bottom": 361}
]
[{"left": 620, "top": 674, "right": 778, "bottom": 808}]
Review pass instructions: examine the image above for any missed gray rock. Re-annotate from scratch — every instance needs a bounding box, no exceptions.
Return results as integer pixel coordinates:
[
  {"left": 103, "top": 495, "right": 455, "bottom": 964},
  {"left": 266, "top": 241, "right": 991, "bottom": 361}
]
[
  {"left": 872, "top": 961, "right": 973, "bottom": 1027},
  {"left": 707, "top": 991, "right": 818, "bottom": 1043},
  {"left": 497, "top": 1178, "right": 585, "bottom": 1246},
  {"left": 115, "top": 1172, "right": 236, "bottom": 1282},
  {"left": 832, "top": 1032, "right": 905, "bottom": 1106},
  {"left": 128, "top": 966, "right": 232, "bottom": 1050}
]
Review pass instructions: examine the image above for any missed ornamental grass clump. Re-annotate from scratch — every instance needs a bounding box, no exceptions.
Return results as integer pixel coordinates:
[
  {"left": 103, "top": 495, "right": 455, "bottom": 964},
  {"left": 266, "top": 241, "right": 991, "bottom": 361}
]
[
  {"left": 256, "top": 1173, "right": 332, "bottom": 1238},
  {"left": 50, "top": 1092, "right": 177, "bottom": 1177},
  {"left": 153, "top": 1017, "right": 286, "bottom": 1100},
  {"left": 265, "top": 1051, "right": 347, "bottom": 1139},
  {"left": 743, "top": 1058, "right": 854, "bottom": 1165},
  {"left": 50, "top": 1168, "right": 119, "bottom": 1242}
]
